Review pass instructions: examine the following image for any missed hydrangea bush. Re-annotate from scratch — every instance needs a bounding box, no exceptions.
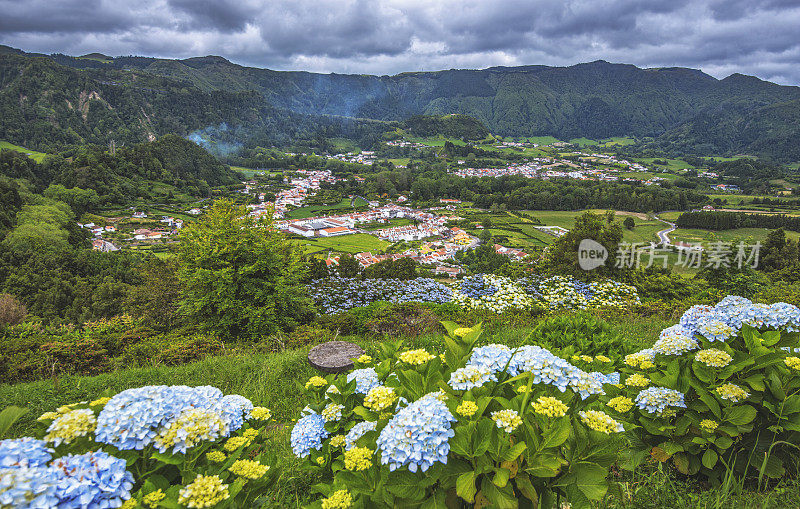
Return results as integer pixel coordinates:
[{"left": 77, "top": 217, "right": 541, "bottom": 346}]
[
  {"left": 293, "top": 324, "right": 624, "bottom": 508},
  {"left": 1, "top": 386, "right": 277, "bottom": 508},
  {"left": 605, "top": 296, "right": 800, "bottom": 483},
  {"left": 308, "top": 274, "right": 639, "bottom": 314}
]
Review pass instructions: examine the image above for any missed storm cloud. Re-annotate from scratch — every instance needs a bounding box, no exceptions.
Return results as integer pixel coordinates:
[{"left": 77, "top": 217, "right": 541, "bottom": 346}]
[{"left": 1, "top": 0, "right": 799, "bottom": 85}]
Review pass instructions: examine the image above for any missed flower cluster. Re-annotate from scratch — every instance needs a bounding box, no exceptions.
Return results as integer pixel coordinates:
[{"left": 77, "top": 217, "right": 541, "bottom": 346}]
[
  {"left": 398, "top": 348, "right": 435, "bottom": 365},
  {"left": 346, "top": 368, "right": 380, "bottom": 394},
  {"left": 607, "top": 396, "right": 634, "bottom": 413},
  {"left": 344, "top": 447, "right": 374, "bottom": 471},
  {"left": 95, "top": 385, "right": 251, "bottom": 451},
  {"left": 449, "top": 365, "right": 497, "bottom": 390},
  {"left": 695, "top": 348, "right": 733, "bottom": 368},
  {"left": 0, "top": 438, "right": 53, "bottom": 469},
  {"left": 50, "top": 451, "right": 135, "bottom": 508},
  {"left": 322, "top": 403, "right": 345, "bottom": 422},
  {"left": 491, "top": 409, "right": 522, "bottom": 432},
  {"left": 376, "top": 394, "right": 456, "bottom": 472},
  {"left": 786, "top": 357, "right": 800, "bottom": 370},
  {"left": 345, "top": 421, "right": 377, "bottom": 450},
  {"left": 291, "top": 413, "right": 329, "bottom": 458},
  {"left": 531, "top": 396, "right": 569, "bottom": 418},
  {"left": 635, "top": 387, "right": 686, "bottom": 414},
  {"left": 229, "top": 459, "right": 270, "bottom": 480},
  {"left": 715, "top": 383, "right": 749, "bottom": 402},
  {"left": 652, "top": 325, "right": 698, "bottom": 356},
  {"left": 450, "top": 274, "right": 533, "bottom": 313},
  {"left": 363, "top": 386, "right": 398, "bottom": 412},
  {"left": 178, "top": 474, "right": 230, "bottom": 508},
  {"left": 456, "top": 401, "right": 478, "bottom": 417},
  {"left": 43, "top": 408, "right": 96, "bottom": 446},
  {"left": 625, "top": 373, "right": 650, "bottom": 387},
  {"left": 536, "top": 276, "right": 639, "bottom": 311},
  {"left": 579, "top": 410, "right": 624, "bottom": 434},
  {"left": 321, "top": 489, "right": 353, "bottom": 509},
  {"left": 308, "top": 277, "right": 452, "bottom": 313},
  {"left": 700, "top": 419, "right": 719, "bottom": 433}
]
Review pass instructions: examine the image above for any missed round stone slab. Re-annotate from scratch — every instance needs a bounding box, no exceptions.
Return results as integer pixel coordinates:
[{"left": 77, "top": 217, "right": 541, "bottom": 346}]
[{"left": 308, "top": 341, "right": 365, "bottom": 373}]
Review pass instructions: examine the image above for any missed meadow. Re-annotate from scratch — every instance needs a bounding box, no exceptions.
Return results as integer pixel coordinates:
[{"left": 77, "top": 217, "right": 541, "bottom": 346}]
[
  {"left": 301, "top": 233, "right": 390, "bottom": 255},
  {"left": 285, "top": 197, "right": 369, "bottom": 219},
  {"left": 0, "top": 140, "right": 48, "bottom": 162}
]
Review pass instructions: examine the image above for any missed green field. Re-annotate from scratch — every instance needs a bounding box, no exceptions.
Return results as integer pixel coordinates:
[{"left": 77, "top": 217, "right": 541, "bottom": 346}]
[
  {"left": 0, "top": 140, "right": 48, "bottom": 162},
  {"left": 525, "top": 136, "right": 562, "bottom": 145},
  {"left": 599, "top": 136, "right": 636, "bottom": 146},
  {"left": 619, "top": 170, "right": 679, "bottom": 181},
  {"left": 567, "top": 137, "right": 598, "bottom": 147},
  {"left": 635, "top": 157, "right": 698, "bottom": 171},
  {"left": 300, "top": 233, "right": 390, "bottom": 255},
  {"left": 285, "top": 198, "right": 368, "bottom": 219},
  {"left": 671, "top": 227, "right": 800, "bottom": 245}
]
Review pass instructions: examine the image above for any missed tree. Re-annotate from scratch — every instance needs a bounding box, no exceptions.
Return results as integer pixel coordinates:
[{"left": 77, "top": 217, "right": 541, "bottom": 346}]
[
  {"left": 126, "top": 256, "right": 181, "bottom": 329},
  {"left": 337, "top": 255, "right": 361, "bottom": 277},
  {"left": 177, "top": 199, "right": 313, "bottom": 340},
  {"left": 623, "top": 217, "right": 636, "bottom": 230},
  {"left": 546, "top": 211, "right": 623, "bottom": 277}
]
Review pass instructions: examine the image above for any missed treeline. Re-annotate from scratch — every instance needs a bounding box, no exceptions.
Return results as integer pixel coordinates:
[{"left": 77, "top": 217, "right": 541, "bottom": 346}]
[
  {"left": 0, "top": 135, "right": 237, "bottom": 204},
  {"left": 404, "top": 115, "right": 489, "bottom": 140},
  {"left": 676, "top": 211, "right": 800, "bottom": 232},
  {"left": 327, "top": 162, "right": 707, "bottom": 212}
]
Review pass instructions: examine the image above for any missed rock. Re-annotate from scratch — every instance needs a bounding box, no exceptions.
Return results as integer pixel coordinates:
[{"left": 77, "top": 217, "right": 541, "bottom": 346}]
[{"left": 308, "top": 341, "right": 364, "bottom": 373}]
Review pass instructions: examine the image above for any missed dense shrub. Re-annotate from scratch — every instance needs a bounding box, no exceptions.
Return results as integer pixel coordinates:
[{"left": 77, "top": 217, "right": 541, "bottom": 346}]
[
  {"left": 292, "top": 324, "right": 623, "bottom": 508},
  {"left": 366, "top": 302, "right": 441, "bottom": 336},
  {"left": 0, "top": 293, "right": 26, "bottom": 327},
  {"left": 1, "top": 386, "right": 277, "bottom": 507},
  {"left": 607, "top": 296, "right": 800, "bottom": 483},
  {"left": 525, "top": 312, "right": 631, "bottom": 363}
]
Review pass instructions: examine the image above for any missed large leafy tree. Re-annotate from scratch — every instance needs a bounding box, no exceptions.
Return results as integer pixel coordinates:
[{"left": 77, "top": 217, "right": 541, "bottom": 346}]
[
  {"left": 545, "top": 211, "right": 624, "bottom": 278},
  {"left": 177, "top": 199, "right": 313, "bottom": 340}
]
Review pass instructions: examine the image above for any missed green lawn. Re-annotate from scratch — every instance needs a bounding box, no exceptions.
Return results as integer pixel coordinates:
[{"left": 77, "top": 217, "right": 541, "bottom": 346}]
[
  {"left": 599, "top": 136, "right": 636, "bottom": 147},
  {"left": 0, "top": 140, "right": 48, "bottom": 162},
  {"left": 285, "top": 198, "right": 367, "bottom": 219},
  {"left": 670, "top": 227, "right": 800, "bottom": 245},
  {"left": 620, "top": 171, "right": 679, "bottom": 181},
  {"left": 635, "top": 158, "right": 698, "bottom": 171},
  {"left": 567, "top": 137, "right": 599, "bottom": 147},
  {"left": 300, "top": 233, "right": 390, "bottom": 255},
  {"left": 525, "top": 136, "right": 562, "bottom": 145}
]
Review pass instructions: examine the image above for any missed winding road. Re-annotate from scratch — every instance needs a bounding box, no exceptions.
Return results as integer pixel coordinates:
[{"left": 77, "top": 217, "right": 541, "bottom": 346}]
[{"left": 654, "top": 214, "right": 676, "bottom": 246}]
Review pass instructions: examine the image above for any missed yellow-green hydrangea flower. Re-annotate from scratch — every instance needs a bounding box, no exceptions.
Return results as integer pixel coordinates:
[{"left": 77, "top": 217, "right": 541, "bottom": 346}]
[
  {"left": 516, "top": 385, "right": 531, "bottom": 393},
  {"left": 715, "top": 383, "right": 749, "bottom": 402},
  {"left": 90, "top": 397, "right": 111, "bottom": 407},
  {"left": 456, "top": 401, "right": 478, "bottom": 418},
  {"left": 491, "top": 409, "right": 522, "bottom": 433},
  {"left": 700, "top": 419, "right": 719, "bottom": 433},
  {"left": 120, "top": 499, "right": 138, "bottom": 509},
  {"left": 625, "top": 352, "right": 655, "bottom": 370},
  {"left": 305, "top": 376, "right": 328, "bottom": 390},
  {"left": 206, "top": 450, "right": 226, "bottom": 463},
  {"left": 364, "top": 386, "right": 398, "bottom": 412},
  {"left": 695, "top": 349, "right": 733, "bottom": 368},
  {"left": 531, "top": 396, "right": 569, "bottom": 418},
  {"left": 321, "top": 489, "right": 353, "bottom": 509},
  {"left": 143, "top": 489, "right": 166, "bottom": 508},
  {"left": 223, "top": 436, "right": 248, "bottom": 452},
  {"left": 356, "top": 354, "right": 372, "bottom": 364},
  {"left": 579, "top": 410, "right": 624, "bottom": 434},
  {"left": 37, "top": 411, "right": 59, "bottom": 421},
  {"left": 453, "top": 327, "right": 472, "bottom": 337},
  {"left": 607, "top": 396, "right": 634, "bottom": 413},
  {"left": 251, "top": 406, "right": 272, "bottom": 420},
  {"left": 595, "top": 355, "right": 612, "bottom": 363},
  {"left": 229, "top": 459, "right": 270, "bottom": 480},
  {"left": 398, "top": 348, "right": 436, "bottom": 365},
  {"left": 44, "top": 409, "right": 96, "bottom": 446},
  {"left": 344, "top": 446, "right": 373, "bottom": 471},
  {"left": 178, "top": 475, "right": 230, "bottom": 508},
  {"left": 329, "top": 435, "right": 346, "bottom": 448},
  {"left": 785, "top": 357, "right": 800, "bottom": 370},
  {"left": 322, "top": 403, "right": 344, "bottom": 422},
  {"left": 625, "top": 373, "right": 651, "bottom": 387}
]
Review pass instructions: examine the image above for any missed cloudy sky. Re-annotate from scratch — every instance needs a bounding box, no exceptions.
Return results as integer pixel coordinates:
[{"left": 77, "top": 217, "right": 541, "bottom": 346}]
[{"left": 1, "top": 0, "right": 800, "bottom": 85}]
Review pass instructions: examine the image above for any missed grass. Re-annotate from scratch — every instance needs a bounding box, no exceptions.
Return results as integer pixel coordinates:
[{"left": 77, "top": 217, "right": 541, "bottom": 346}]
[
  {"left": 285, "top": 198, "right": 367, "bottom": 219},
  {"left": 0, "top": 140, "right": 48, "bottom": 163},
  {"left": 599, "top": 136, "right": 636, "bottom": 147},
  {"left": 568, "top": 137, "right": 599, "bottom": 147},
  {"left": 301, "top": 233, "right": 390, "bottom": 255},
  {"left": 671, "top": 228, "right": 800, "bottom": 245},
  {"left": 635, "top": 158, "right": 698, "bottom": 171}
]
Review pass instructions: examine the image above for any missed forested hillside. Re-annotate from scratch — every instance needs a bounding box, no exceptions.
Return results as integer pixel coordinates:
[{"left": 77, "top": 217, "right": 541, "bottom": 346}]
[{"left": 3, "top": 46, "right": 800, "bottom": 160}]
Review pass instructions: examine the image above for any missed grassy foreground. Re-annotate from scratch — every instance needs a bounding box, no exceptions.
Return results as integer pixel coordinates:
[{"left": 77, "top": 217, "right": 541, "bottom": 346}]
[{"left": 3, "top": 317, "right": 800, "bottom": 507}]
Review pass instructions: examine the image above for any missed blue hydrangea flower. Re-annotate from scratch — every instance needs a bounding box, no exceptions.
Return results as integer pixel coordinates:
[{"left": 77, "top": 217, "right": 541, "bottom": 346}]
[
  {"left": 376, "top": 394, "right": 456, "bottom": 472},
  {"left": 635, "top": 387, "right": 686, "bottom": 414},
  {"left": 290, "top": 413, "right": 329, "bottom": 458},
  {"left": 653, "top": 324, "right": 699, "bottom": 353},
  {"left": 680, "top": 305, "right": 715, "bottom": 335},
  {"left": 468, "top": 344, "right": 514, "bottom": 373},
  {"left": 50, "top": 451, "right": 134, "bottom": 508},
  {"left": 220, "top": 394, "right": 254, "bottom": 430},
  {"left": 695, "top": 319, "right": 735, "bottom": 343},
  {"left": 0, "top": 438, "right": 53, "bottom": 469},
  {"left": 345, "top": 421, "right": 377, "bottom": 450},
  {"left": 0, "top": 465, "right": 58, "bottom": 508},
  {"left": 96, "top": 385, "right": 248, "bottom": 451},
  {"left": 448, "top": 365, "right": 497, "bottom": 390},
  {"left": 347, "top": 368, "right": 380, "bottom": 394}
]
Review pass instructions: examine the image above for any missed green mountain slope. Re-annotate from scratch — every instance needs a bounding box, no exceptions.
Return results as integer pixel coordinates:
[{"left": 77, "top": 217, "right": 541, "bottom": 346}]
[{"left": 3, "top": 47, "right": 800, "bottom": 160}]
